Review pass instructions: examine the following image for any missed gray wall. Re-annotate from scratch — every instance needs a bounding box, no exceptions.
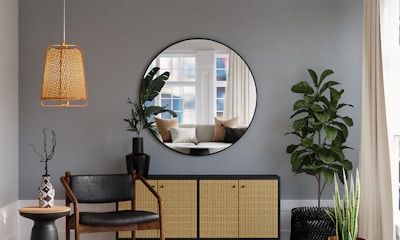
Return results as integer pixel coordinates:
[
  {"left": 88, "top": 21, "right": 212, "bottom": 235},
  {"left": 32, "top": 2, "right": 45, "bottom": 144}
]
[
  {"left": 19, "top": 0, "right": 363, "bottom": 200},
  {"left": 0, "top": 0, "right": 18, "bottom": 207}
]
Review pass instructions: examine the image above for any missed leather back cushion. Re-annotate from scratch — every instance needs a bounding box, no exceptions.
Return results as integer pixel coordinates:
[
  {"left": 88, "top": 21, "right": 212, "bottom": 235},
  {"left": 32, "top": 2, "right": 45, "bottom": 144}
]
[{"left": 69, "top": 174, "right": 133, "bottom": 203}]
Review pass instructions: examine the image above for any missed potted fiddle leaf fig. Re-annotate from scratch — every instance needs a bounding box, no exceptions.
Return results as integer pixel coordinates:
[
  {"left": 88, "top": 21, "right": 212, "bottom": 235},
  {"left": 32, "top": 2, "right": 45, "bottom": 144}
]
[
  {"left": 124, "top": 67, "right": 177, "bottom": 176},
  {"left": 286, "top": 69, "right": 354, "bottom": 240}
]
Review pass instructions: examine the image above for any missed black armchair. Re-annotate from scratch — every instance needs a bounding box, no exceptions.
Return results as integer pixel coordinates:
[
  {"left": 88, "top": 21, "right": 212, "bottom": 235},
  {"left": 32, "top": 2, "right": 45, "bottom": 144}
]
[{"left": 60, "top": 170, "right": 164, "bottom": 240}]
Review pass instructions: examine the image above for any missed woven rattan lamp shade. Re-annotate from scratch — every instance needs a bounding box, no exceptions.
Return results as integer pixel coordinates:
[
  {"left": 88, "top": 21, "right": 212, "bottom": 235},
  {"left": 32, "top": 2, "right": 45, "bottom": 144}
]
[{"left": 41, "top": 42, "right": 88, "bottom": 107}]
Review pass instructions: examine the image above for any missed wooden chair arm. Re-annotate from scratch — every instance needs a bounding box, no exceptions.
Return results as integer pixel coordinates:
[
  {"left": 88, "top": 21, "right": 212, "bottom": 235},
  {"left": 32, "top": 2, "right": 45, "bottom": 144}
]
[
  {"left": 60, "top": 174, "right": 80, "bottom": 226},
  {"left": 132, "top": 171, "right": 164, "bottom": 232},
  {"left": 134, "top": 173, "right": 163, "bottom": 204}
]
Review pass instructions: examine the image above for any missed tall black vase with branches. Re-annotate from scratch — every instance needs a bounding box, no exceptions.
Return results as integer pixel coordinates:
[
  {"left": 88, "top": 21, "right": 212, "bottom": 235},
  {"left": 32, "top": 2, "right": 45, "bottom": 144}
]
[{"left": 30, "top": 128, "right": 57, "bottom": 208}]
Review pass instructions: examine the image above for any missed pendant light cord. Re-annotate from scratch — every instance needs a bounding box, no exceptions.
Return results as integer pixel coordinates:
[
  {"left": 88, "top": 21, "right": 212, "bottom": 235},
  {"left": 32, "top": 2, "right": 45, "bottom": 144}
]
[{"left": 63, "top": 0, "right": 66, "bottom": 42}]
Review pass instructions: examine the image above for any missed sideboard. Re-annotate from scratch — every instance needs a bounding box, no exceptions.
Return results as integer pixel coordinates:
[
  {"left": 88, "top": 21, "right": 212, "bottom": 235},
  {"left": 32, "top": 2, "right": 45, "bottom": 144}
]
[{"left": 118, "top": 175, "right": 280, "bottom": 240}]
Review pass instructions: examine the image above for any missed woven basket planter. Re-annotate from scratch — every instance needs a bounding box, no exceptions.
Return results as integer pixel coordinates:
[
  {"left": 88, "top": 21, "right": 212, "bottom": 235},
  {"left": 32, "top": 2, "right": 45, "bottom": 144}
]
[
  {"left": 328, "top": 237, "right": 365, "bottom": 240},
  {"left": 290, "top": 206, "right": 335, "bottom": 240}
]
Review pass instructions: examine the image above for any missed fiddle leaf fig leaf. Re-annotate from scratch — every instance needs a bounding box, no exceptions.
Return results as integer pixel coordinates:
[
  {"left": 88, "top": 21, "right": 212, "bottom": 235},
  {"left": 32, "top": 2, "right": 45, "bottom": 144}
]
[
  {"left": 331, "top": 147, "right": 345, "bottom": 161},
  {"left": 323, "top": 125, "right": 338, "bottom": 141},
  {"left": 330, "top": 88, "right": 343, "bottom": 106},
  {"left": 320, "top": 154, "right": 335, "bottom": 164},
  {"left": 332, "top": 121, "right": 349, "bottom": 138},
  {"left": 310, "top": 104, "right": 323, "bottom": 113},
  {"left": 310, "top": 120, "right": 322, "bottom": 129},
  {"left": 340, "top": 116, "right": 354, "bottom": 127},
  {"left": 301, "top": 137, "right": 314, "bottom": 148},
  {"left": 290, "top": 109, "right": 308, "bottom": 118},
  {"left": 291, "top": 151, "right": 304, "bottom": 172},
  {"left": 291, "top": 81, "right": 314, "bottom": 94},
  {"left": 293, "top": 100, "right": 307, "bottom": 110},
  {"left": 342, "top": 160, "right": 353, "bottom": 170},
  {"left": 292, "top": 117, "right": 308, "bottom": 131},
  {"left": 308, "top": 69, "right": 318, "bottom": 87},
  {"left": 286, "top": 144, "right": 299, "bottom": 153},
  {"left": 319, "top": 69, "right": 334, "bottom": 84},
  {"left": 338, "top": 103, "right": 354, "bottom": 110},
  {"left": 322, "top": 169, "right": 335, "bottom": 184},
  {"left": 315, "top": 112, "right": 330, "bottom": 123},
  {"left": 304, "top": 95, "right": 314, "bottom": 104},
  {"left": 320, "top": 80, "right": 340, "bottom": 95}
]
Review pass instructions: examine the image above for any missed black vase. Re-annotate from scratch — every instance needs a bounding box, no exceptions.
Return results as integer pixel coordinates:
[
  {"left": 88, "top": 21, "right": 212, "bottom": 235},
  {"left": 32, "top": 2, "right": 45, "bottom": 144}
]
[{"left": 126, "top": 137, "right": 150, "bottom": 177}]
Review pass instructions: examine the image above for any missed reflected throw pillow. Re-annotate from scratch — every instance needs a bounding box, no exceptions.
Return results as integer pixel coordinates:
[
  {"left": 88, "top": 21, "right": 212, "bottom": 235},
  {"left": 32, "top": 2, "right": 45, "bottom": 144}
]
[
  {"left": 212, "top": 117, "right": 239, "bottom": 142},
  {"left": 223, "top": 126, "right": 247, "bottom": 143},
  {"left": 155, "top": 117, "right": 178, "bottom": 142},
  {"left": 170, "top": 128, "right": 198, "bottom": 144}
]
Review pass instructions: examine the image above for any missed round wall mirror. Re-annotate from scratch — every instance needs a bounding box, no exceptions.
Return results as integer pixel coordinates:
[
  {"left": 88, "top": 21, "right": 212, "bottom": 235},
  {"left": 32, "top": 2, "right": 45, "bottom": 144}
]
[{"left": 143, "top": 38, "right": 257, "bottom": 155}]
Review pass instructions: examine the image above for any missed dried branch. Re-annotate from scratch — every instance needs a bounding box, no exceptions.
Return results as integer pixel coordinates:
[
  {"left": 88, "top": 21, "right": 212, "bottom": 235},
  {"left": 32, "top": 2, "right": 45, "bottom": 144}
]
[{"left": 30, "top": 128, "right": 56, "bottom": 176}]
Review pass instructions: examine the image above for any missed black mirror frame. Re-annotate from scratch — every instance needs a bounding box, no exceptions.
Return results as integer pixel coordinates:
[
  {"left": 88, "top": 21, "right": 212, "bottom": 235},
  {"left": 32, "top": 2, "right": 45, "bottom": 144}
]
[{"left": 141, "top": 38, "right": 258, "bottom": 156}]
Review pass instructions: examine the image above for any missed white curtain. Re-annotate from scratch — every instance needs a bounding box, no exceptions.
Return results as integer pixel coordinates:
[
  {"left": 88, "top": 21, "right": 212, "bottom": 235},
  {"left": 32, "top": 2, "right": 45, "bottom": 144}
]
[
  {"left": 358, "top": 0, "right": 394, "bottom": 239},
  {"left": 223, "top": 50, "right": 256, "bottom": 126}
]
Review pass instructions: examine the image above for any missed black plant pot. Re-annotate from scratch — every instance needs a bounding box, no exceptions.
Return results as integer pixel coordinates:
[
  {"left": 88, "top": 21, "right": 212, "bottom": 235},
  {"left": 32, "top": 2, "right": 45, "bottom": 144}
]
[
  {"left": 126, "top": 137, "right": 150, "bottom": 177},
  {"left": 290, "top": 206, "right": 335, "bottom": 240}
]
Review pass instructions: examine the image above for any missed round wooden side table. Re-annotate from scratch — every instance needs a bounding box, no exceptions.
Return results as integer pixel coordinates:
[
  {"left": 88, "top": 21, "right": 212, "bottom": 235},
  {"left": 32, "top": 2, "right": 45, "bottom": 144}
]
[{"left": 19, "top": 206, "right": 70, "bottom": 240}]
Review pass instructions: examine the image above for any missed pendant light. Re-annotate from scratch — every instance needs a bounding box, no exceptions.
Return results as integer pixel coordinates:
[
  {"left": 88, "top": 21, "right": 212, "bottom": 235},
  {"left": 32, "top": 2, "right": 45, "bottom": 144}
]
[{"left": 41, "top": 0, "right": 88, "bottom": 107}]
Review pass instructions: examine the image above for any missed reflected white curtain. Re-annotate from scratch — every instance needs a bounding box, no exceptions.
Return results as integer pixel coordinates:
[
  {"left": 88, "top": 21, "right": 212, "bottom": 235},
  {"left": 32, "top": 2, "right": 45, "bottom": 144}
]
[
  {"left": 358, "top": 0, "right": 394, "bottom": 239},
  {"left": 223, "top": 50, "right": 256, "bottom": 126}
]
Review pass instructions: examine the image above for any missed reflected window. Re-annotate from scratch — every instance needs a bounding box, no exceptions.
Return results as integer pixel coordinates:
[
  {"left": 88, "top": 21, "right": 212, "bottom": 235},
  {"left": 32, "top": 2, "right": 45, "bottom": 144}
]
[
  {"left": 216, "top": 56, "right": 228, "bottom": 81},
  {"left": 160, "top": 56, "right": 196, "bottom": 82},
  {"left": 160, "top": 86, "right": 196, "bottom": 124},
  {"left": 215, "top": 54, "right": 229, "bottom": 118},
  {"left": 149, "top": 53, "right": 230, "bottom": 124},
  {"left": 216, "top": 87, "right": 225, "bottom": 118},
  {"left": 150, "top": 55, "right": 197, "bottom": 124}
]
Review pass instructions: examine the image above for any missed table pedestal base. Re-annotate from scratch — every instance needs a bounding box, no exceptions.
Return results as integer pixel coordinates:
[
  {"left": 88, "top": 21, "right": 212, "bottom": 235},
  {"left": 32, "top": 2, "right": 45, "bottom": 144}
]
[
  {"left": 30, "top": 217, "right": 59, "bottom": 240},
  {"left": 19, "top": 206, "right": 70, "bottom": 240}
]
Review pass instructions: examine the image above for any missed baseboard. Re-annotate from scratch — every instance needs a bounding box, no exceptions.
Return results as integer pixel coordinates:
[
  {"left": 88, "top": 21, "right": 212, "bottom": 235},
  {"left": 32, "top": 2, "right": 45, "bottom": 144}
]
[{"left": 1, "top": 199, "right": 331, "bottom": 240}]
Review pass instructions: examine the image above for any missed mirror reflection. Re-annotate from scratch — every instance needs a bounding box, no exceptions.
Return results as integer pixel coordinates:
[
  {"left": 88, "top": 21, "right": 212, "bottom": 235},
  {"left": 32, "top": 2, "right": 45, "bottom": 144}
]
[{"left": 144, "top": 38, "right": 257, "bottom": 155}]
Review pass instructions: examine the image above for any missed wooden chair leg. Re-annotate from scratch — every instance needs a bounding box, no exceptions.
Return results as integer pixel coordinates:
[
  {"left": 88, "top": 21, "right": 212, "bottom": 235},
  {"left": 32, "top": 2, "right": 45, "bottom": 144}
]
[
  {"left": 66, "top": 228, "right": 69, "bottom": 240},
  {"left": 160, "top": 227, "right": 165, "bottom": 240}
]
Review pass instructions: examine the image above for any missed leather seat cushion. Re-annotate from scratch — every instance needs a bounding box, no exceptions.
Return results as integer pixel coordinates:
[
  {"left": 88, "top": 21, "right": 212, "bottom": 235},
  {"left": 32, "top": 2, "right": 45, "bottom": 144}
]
[{"left": 72, "top": 210, "right": 159, "bottom": 226}]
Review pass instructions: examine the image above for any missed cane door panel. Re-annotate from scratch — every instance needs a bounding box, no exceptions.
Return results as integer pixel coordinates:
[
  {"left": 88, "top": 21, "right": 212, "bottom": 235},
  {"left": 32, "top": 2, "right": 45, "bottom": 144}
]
[
  {"left": 158, "top": 180, "right": 197, "bottom": 238},
  {"left": 238, "top": 179, "right": 279, "bottom": 238},
  {"left": 199, "top": 180, "right": 239, "bottom": 238}
]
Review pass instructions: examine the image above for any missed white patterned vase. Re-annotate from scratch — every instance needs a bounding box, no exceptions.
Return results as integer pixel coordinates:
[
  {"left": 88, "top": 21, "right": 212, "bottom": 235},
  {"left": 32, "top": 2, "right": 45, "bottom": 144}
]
[{"left": 38, "top": 175, "right": 55, "bottom": 208}]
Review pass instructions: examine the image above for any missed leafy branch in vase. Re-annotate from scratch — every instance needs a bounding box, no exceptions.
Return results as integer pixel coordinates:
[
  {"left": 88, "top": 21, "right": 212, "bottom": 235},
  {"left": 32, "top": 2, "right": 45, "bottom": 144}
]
[
  {"left": 124, "top": 98, "right": 146, "bottom": 137},
  {"left": 29, "top": 128, "right": 56, "bottom": 176}
]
